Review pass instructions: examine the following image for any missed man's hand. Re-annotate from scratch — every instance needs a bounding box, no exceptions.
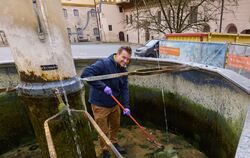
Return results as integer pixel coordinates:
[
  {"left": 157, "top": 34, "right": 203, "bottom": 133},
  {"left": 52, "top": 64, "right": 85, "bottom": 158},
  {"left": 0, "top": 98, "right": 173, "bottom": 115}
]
[
  {"left": 123, "top": 108, "right": 130, "bottom": 116},
  {"left": 104, "top": 86, "right": 112, "bottom": 96}
]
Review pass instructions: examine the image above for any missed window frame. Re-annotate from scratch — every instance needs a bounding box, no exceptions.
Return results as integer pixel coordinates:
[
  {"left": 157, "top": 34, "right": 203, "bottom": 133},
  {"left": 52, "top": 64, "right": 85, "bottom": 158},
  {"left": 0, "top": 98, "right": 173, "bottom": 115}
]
[
  {"left": 108, "top": 25, "right": 112, "bottom": 31},
  {"left": 157, "top": 11, "right": 161, "bottom": 24},
  {"left": 126, "top": 15, "right": 129, "bottom": 24},
  {"left": 76, "top": 28, "right": 83, "bottom": 36},
  {"left": 189, "top": 6, "right": 198, "bottom": 24},
  {"left": 67, "top": 28, "right": 71, "bottom": 35},
  {"left": 93, "top": 28, "right": 99, "bottom": 36},
  {"left": 63, "top": 8, "right": 67, "bottom": 17},
  {"left": 90, "top": 9, "right": 96, "bottom": 17},
  {"left": 119, "top": 7, "right": 123, "bottom": 13},
  {"left": 73, "top": 9, "right": 79, "bottom": 17}
]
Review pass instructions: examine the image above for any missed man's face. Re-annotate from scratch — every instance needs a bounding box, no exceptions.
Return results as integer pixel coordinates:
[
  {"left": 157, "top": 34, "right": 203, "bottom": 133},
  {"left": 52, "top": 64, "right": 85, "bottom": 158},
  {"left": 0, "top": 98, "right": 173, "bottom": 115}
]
[{"left": 116, "top": 50, "right": 131, "bottom": 68}]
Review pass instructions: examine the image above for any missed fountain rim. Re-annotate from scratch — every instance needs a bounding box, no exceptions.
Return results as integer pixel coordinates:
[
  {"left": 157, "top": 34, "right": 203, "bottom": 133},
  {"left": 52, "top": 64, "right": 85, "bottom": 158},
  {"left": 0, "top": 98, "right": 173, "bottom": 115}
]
[
  {"left": 1, "top": 57, "right": 250, "bottom": 95},
  {"left": 75, "top": 56, "right": 250, "bottom": 95}
]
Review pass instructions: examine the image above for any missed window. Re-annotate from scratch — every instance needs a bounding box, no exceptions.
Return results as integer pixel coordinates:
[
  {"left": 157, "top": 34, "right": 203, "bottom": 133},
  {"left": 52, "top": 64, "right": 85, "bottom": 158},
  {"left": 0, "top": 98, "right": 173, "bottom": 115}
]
[
  {"left": 157, "top": 11, "right": 161, "bottom": 24},
  {"left": 119, "top": 7, "right": 123, "bottom": 13},
  {"left": 241, "top": 29, "right": 250, "bottom": 34},
  {"left": 226, "top": 24, "right": 237, "bottom": 34},
  {"left": 77, "top": 28, "right": 83, "bottom": 35},
  {"left": 130, "top": 15, "right": 133, "bottom": 24},
  {"left": 90, "top": 9, "right": 96, "bottom": 17},
  {"left": 108, "top": 25, "right": 112, "bottom": 31},
  {"left": 63, "top": 8, "right": 67, "bottom": 17},
  {"left": 73, "top": 9, "right": 79, "bottom": 16},
  {"left": 93, "top": 28, "right": 99, "bottom": 35},
  {"left": 203, "top": 24, "right": 210, "bottom": 32},
  {"left": 126, "top": 15, "right": 128, "bottom": 24},
  {"left": 189, "top": 6, "right": 198, "bottom": 23},
  {"left": 167, "top": 9, "right": 171, "bottom": 20},
  {"left": 67, "top": 28, "right": 71, "bottom": 35},
  {"left": 0, "top": 31, "right": 8, "bottom": 46}
]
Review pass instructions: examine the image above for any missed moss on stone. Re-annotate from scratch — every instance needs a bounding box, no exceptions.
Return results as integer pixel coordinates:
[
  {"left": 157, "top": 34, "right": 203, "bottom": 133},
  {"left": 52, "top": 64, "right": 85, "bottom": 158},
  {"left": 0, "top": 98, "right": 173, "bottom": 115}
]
[
  {"left": 21, "top": 90, "right": 90, "bottom": 157},
  {"left": 0, "top": 92, "right": 34, "bottom": 154},
  {"left": 48, "top": 110, "right": 96, "bottom": 158},
  {"left": 83, "top": 83, "right": 239, "bottom": 158},
  {"left": 128, "top": 84, "right": 239, "bottom": 158}
]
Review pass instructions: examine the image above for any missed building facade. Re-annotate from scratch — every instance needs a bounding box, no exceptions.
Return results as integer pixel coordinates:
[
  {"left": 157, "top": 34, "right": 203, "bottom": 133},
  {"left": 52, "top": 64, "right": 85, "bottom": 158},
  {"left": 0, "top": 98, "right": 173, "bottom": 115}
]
[
  {"left": 61, "top": 0, "right": 250, "bottom": 44},
  {"left": 122, "top": 0, "right": 250, "bottom": 44},
  {"left": 61, "top": 0, "right": 99, "bottom": 43},
  {"left": 61, "top": 0, "right": 131, "bottom": 43}
]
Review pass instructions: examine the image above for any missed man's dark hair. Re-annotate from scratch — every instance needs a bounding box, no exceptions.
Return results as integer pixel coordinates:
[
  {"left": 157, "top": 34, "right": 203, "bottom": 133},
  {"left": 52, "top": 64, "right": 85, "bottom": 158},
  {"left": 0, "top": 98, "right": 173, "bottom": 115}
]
[{"left": 117, "top": 46, "right": 132, "bottom": 55}]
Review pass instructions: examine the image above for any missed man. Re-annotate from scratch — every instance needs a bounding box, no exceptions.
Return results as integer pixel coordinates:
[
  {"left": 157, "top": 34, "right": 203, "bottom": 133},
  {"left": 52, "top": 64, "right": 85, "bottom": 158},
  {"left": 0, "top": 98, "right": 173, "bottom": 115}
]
[{"left": 81, "top": 46, "right": 132, "bottom": 158}]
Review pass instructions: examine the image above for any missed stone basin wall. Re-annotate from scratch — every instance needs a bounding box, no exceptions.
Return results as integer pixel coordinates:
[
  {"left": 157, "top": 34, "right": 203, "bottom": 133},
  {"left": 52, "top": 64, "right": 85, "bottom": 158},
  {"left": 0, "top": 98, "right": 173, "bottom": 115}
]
[
  {"left": 75, "top": 58, "right": 250, "bottom": 158},
  {"left": 0, "top": 58, "right": 250, "bottom": 158}
]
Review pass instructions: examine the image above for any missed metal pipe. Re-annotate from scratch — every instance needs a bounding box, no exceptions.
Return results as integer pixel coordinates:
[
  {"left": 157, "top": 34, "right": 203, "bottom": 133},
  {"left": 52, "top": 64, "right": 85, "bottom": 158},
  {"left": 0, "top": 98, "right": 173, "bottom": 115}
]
[
  {"left": 135, "top": 0, "right": 140, "bottom": 44},
  {"left": 94, "top": 0, "right": 101, "bottom": 41},
  {"left": 219, "top": 0, "right": 224, "bottom": 33}
]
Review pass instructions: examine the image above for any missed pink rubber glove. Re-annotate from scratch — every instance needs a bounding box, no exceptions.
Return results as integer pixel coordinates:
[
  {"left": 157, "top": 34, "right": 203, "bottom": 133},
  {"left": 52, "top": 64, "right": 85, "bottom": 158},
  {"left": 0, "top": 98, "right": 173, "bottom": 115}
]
[
  {"left": 123, "top": 108, "right": 130, "bottom": 116},
  {"left": 104, "top": 86, "right": 112, "bottom": 96}
]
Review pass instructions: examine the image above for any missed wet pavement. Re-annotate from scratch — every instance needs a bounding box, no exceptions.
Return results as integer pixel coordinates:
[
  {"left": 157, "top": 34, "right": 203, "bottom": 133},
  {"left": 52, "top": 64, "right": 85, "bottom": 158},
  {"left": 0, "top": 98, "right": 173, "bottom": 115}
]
[{"left": 0, "top": 42, "right": 141, "bottom": 63}]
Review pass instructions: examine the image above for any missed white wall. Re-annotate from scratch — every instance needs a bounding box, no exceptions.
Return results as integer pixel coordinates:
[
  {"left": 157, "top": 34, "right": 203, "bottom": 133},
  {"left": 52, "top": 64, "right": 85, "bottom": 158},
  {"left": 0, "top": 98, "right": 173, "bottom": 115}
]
[
  {"left": 221, "top": 0, "right": 250, "bottom": 33},
  {"left": 99, "top": 4, "right": 125, "bottom": 42}
]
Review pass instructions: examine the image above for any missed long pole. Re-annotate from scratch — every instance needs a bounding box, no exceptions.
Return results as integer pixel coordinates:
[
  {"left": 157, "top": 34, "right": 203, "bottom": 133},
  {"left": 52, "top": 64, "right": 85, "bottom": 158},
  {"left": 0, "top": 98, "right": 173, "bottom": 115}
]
[
  {"left": 219, "top": 0, "right": 224, "bottom": 33},
  {"left": 111, "top": 95, "right": 163, "bottom": 148}
]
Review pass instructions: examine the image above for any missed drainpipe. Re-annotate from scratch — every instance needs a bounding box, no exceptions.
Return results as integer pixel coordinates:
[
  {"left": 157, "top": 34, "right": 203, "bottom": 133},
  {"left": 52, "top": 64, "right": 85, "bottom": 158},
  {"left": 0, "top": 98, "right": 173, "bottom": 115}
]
[
  {"left": 0, "top": 0, "right": 95, "bottom": 157},
  {"left": 94, "top": 0, "right": 101, "bottom": 41}
]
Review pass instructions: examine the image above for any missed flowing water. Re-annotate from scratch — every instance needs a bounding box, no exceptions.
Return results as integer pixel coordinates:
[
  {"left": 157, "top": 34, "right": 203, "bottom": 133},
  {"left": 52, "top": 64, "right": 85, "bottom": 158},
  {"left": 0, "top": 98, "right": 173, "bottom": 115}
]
[
  {"left": 156, "top": 53, "right": 170, "bottom": 142},
  {"left": 61, "top": 85, "right": 83, "bottom": 158},
  {"left": 162, "top": 89, "right": 169, "bottom": 142}
]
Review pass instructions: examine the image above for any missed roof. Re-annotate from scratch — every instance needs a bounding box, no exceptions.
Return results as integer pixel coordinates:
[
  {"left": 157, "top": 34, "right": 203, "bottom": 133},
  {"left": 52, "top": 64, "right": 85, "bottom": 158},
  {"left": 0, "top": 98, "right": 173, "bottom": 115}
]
[
  {"left": 61, "top": 0, "right": 95, "bottom": 7},
  {"left": 61, "top": 0, "right": 127, "bottom": 6}
]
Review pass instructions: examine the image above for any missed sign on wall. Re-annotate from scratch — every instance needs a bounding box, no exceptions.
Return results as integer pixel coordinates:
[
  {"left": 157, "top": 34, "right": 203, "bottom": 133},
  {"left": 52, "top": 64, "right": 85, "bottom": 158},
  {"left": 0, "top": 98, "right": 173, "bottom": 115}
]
[
  {"left": 159, "top": 41, "right": 227, "bottom": 68},
  {"left": 159, "top": 46, "right": 180, "bottom": 56}
]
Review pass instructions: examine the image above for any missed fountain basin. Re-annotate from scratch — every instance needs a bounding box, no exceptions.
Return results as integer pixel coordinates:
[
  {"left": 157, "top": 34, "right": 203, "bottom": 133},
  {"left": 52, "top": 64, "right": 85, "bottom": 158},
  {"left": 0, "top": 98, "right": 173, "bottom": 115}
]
[{"left": 0, "top": 57, "right": 250, "bottom": 158}]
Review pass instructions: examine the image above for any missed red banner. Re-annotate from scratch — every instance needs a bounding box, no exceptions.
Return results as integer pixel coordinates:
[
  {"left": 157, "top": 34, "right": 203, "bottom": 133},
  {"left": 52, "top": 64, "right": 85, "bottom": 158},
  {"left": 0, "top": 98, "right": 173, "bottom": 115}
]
[{"left": 226, "top": 54, "right": 250, "bottom": 71}]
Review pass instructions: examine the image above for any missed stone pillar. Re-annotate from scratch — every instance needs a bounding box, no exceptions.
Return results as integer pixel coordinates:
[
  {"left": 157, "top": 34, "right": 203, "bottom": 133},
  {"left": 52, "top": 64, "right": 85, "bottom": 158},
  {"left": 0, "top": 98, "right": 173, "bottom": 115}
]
[{"left": 0, "top": 0, "right": 95, "bottom": 157}]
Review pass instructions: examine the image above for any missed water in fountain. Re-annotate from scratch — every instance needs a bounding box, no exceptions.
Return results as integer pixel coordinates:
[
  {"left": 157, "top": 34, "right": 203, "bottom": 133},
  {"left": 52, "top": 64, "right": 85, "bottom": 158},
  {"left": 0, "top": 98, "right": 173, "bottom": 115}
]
[{"left": 156, "top": 47, "right": 169, "bottom": 142}]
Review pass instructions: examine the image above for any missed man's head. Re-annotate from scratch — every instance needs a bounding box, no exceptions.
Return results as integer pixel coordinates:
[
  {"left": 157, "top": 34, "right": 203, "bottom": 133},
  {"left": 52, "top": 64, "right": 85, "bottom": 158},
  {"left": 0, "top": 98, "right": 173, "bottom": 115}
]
[{"left": 115, "top": 46, "right": 132, "bottom": 68}]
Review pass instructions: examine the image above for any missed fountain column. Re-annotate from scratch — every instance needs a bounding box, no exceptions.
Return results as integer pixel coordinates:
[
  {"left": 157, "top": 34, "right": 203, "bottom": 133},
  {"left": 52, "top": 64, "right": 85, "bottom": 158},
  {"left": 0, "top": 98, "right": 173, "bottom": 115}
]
[{"left": 0, "top": 0, "right": 95, "bottom": 157}]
